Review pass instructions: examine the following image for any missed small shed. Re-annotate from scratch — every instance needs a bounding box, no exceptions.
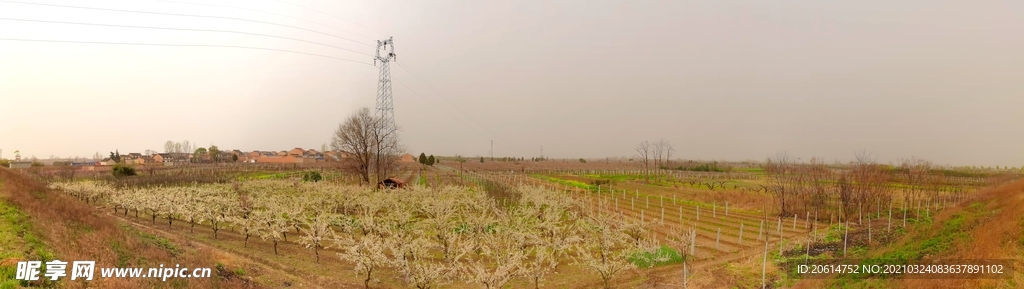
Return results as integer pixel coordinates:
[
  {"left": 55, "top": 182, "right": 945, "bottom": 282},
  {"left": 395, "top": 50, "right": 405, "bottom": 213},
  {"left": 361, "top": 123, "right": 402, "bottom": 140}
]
[
  {"left": 378, "top": 177, "right": 405, "bottom": 189},
  {"left": 8, "top": 162, "right": 32, "bottom": 169}
]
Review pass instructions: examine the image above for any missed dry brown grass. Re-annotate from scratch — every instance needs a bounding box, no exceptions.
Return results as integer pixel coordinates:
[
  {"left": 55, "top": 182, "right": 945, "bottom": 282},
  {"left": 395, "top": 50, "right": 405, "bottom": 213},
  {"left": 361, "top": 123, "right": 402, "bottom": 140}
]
[
  {"left": 0, "top": 168, "right": 255, "bottom": 288},
  {"left": 898, "top": 179, "right": 1024, "bottom": 289}
]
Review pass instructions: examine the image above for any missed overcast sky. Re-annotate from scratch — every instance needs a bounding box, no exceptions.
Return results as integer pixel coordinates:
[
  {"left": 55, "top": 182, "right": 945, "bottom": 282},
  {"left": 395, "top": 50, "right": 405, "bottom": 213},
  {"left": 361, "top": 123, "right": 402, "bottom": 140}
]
[{"left": 1, "top": 0, "right": 1021, "bottom": 166}]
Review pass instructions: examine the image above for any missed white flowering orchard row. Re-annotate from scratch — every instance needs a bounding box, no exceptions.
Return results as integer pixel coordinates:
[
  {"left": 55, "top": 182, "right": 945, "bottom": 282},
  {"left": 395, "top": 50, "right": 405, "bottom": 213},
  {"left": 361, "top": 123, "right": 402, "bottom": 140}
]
[{"left": 49, "top": 179, "right": 683, "bottom": 289}]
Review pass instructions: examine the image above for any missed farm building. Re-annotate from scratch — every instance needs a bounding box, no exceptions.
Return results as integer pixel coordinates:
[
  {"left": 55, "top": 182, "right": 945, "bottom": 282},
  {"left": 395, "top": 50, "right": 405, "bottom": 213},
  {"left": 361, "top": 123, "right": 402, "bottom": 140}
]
[
  {"left": 255, "top": 155, "right": 307, "bottom": 164},
  {"left": 378, "top": 177, "right": 405, "bottom": 189},
  {"left": 7, "top": 162, "right": 31, "bottom": 169}
]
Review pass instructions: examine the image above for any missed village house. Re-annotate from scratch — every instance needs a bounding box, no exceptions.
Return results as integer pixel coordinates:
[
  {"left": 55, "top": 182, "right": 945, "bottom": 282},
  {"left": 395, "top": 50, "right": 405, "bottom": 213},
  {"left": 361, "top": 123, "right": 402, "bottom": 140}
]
[
  {"left": 153, "top": 153, "right": 191, "bottom": 166},
  {"left": 255, "top": 155, "right": 307, "bottom": 164}
]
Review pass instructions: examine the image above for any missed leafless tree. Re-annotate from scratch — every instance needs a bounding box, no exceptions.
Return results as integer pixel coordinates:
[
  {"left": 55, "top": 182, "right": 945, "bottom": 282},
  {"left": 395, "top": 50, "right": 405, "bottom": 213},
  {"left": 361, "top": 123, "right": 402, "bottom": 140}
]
[
  {"left": 652, "top": 141, "right": 664, "bottom": 170},
  {"left": 332, "top": 108, "right": 377, "bottom": 184},
  {"left": 635, "top": 141, "right": 652, "bottom": 181},
  {"left": 663, "top": 140, "right": 675, "bottom": 168},
  {"left": 371, "top": 116, "right": 404, "bottom": 184},
  {"left": 765, "top": 151, "right": 798, "bottom": 216},
  {"left": 164, "top": 141, "right": 174, "bottom": 153},
  {"left": 898, "top": 156, "right": 932, "bottom": 205},
  {"left": 331, "top": 108, "right": 404, "bottom": 185}
]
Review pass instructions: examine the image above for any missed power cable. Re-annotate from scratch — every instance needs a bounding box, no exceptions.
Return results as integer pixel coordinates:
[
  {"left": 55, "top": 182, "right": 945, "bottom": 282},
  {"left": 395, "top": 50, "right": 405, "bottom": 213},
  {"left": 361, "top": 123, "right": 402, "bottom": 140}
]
[
  {"left": 0, "top": 0, "right": 372, "bottom": 46},
  {"left": 152, "top": 0, "right": 376, "bottom": 42},
  {"left": 0, "top": 17, "right": 372, "bottom": 56},
  {"left": 267, "top": 0, "right": 388, "bottom": 39},
  {"left": 0, "top": 37, "right": 373, "bottom": 65}
]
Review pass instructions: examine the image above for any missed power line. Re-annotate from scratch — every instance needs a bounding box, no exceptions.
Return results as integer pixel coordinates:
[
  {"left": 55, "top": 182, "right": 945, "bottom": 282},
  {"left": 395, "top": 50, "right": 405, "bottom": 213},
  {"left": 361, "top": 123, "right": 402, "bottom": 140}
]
[
  {"left": 0, "top": 17, "right": 373, "bottom": 56},
  {"left": 266, "top": 0, "right": 388, "bottom": 39},
  {"left": 0, "top": 38, "right": 373, "bottom": 65},
  {"left": 0, "top": 0, "right": 372, "bottom": 47},
  {"left": 152, "top": 0, "right": 376, "bottom": 42},
  {"left": 393, "top": 62, "right": 528, "bottom": 154}
]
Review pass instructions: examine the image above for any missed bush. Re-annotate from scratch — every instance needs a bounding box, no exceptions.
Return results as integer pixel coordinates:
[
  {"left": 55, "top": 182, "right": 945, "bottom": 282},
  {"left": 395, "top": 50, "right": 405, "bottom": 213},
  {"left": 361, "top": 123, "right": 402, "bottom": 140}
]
[
  {"left": 302, "top": 171, "right": 323, "bottom": 182},
  {"left": 112, "top": 164, "right": 136, "bottom": 177},
  {"left": 579, "top": 158, "right": 587, "bottom": 163},
  {"left": 0, "top": 159, "right": 10, "bottom": 168}
]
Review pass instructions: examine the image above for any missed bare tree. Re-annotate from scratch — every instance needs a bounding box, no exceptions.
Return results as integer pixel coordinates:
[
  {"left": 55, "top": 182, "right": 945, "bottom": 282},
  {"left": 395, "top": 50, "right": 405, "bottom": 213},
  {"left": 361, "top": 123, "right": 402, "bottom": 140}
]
[
  {"left": 663, "top": 140, "right": 675, "bottom": 168},
  {"left": 765, "top": 151, "right": 797, "bottom": 216},
  {"left": 371, "top": 116, "right": 403, "bottom": 184},
  {"left": 652, "top": 141, "right": 665, "bottom": 170},
  {"left": 332, "top": 108, "right": 377, "bottom": 184},
  {"left": 331, "top": 108, "right": 404, "bottom": 185},
  {"left": 164, "top": 141, "right": 174, "bottom": 153},
  {"left": 635, "top": 141, "right": 652, "bottom": 181}
]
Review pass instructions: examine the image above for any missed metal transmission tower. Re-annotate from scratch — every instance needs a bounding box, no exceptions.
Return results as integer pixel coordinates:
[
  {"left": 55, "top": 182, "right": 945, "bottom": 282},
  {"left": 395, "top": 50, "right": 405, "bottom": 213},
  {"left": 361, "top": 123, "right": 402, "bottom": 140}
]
[{"left": 374, "top": 37, "right": 397, "bottom": 133}]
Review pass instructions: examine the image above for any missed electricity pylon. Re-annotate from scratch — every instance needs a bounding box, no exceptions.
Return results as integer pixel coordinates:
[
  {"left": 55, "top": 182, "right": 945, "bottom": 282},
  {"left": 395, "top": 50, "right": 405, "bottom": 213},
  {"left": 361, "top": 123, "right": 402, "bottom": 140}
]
[{"left": 374, "top": 37, "right": 396, "bottom": 133}]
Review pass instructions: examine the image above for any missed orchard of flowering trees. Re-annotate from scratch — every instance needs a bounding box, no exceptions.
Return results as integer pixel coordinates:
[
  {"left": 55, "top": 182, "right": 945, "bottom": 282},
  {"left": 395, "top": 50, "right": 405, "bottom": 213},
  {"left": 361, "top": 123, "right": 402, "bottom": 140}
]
[{"left": 49, "top": 179, "right": 675, "bottom": 289}]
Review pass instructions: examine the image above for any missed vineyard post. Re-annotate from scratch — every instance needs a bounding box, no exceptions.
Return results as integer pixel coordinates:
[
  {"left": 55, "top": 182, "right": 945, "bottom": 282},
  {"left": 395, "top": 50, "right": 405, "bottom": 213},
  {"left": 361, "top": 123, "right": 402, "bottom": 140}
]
[
  {"left": 646, "top": 196, "right": 649, "bottom": 209},
  {"left": 696, "top": 205, "right": 700, "bottom": 221},
  {"left": 888, "top": 201, "right": 892, "bottom": 232},
  {"left": 902, "top": 200, "right": 907, "bottom": 227},
  {"left": 690, "top": 227, "right": 696, "bottom": 255},
  {"left": 761, "top": 241, "right": 768, "bottom": 289},
  {"left": 713, "top": 202, "right": 716, "bottom": 219},
  {"left": 792, "top": 214, "right": 797, "bottom": 231},
  {"left": 805, "top": 235, "right": 810, "bottom": 265},
  {"left": 661, "top": 207, "right": 665, "bottom": 225},
  {"left": 776, "top": 217, "right": 781, "bottom": 237},
  {"left": 805, "top": 212, "right": 809, "bottom": 230},
  {"left": 739, "top": 223, "right": 744, "bottom": 245},
  {"left": 716, "top": 228, "right": 721, "bottom": 250},
  {"left": 683, "top": 262, "right": 688, "bottom": 289},
  {"left": 843, "top": 221, "right": 849, "bottom": 257},
  {"left": 631, "top": 198, "right": 635, "bottom": 211}
]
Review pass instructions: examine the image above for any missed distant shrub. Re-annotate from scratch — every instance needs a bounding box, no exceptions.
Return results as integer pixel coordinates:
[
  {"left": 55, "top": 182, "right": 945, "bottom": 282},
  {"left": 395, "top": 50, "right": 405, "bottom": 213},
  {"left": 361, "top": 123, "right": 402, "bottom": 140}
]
[
  {"left": 579, "top": 158, "right": 587, "bottom": 163},
  {"left": 0, "top": 159, "right": 9, "bottom": 167},
  {"left": 112, "top": 164, "right": 136, "bottom": 177},
  {"left": 302, "top": 171, "right": 323, "bottom": 182}
]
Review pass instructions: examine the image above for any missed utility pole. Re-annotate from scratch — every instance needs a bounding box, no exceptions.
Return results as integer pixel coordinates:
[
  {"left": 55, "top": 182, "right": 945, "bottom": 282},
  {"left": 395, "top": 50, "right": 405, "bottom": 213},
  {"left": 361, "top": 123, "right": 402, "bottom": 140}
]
[
  {"left": 374, "top": 37, "right": 397, "bottom": 134},
  {"left": 540, "top": 146, "right": 544, "bottom": 160},
  {"left": 490, "top": 140, "right": 493, "bottom": 160}
]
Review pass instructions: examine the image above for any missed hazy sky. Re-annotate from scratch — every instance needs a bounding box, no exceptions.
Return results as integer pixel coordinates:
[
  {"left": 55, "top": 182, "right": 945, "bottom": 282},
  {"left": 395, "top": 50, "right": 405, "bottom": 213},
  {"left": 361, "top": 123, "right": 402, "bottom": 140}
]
[{"left": 1, "top": 0, "right": 1022, "bottom": 166}]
